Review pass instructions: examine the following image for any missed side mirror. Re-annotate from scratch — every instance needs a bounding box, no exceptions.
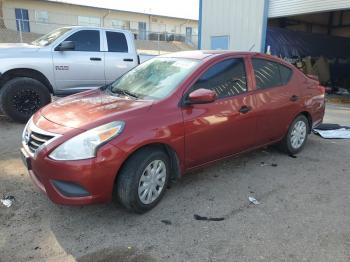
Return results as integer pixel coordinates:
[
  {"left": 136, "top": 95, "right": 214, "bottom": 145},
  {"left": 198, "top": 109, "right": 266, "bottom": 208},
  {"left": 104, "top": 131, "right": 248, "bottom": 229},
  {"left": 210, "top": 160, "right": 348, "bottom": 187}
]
[
  {"left": 186, "top": 88, "right": 217, "bottom": 105},
  {"left": 55, "top": 41, "right": 75, "bottom": 51}
]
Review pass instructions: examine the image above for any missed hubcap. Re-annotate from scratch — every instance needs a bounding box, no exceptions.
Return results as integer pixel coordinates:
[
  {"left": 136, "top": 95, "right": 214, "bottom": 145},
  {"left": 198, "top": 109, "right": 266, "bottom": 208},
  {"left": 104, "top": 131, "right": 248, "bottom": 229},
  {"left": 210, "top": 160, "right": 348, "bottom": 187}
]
[
  {"left": 290, "top": 120, "right": 307, "bottom": 149},
  {"left": 12, "top": 89, "right": 41, "bottom": 115},
  {"left": 138, "top": 160, "right": 167, "bottom": 205}
]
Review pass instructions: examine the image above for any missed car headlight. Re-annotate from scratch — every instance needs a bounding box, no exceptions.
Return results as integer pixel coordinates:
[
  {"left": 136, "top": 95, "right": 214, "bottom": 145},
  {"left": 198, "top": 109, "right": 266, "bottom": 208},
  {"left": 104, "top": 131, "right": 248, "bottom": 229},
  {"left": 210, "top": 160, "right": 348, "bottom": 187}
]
[{"left": 49, "top": 121, "right": 124, "bottom": 161}]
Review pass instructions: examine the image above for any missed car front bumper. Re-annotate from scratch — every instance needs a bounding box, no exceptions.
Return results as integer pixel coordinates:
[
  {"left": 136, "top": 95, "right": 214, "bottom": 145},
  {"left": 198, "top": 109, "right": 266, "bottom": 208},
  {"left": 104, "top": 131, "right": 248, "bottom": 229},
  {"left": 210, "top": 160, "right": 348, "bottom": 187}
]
[{"left": 21, "top": 143, "right": 127, "bottom": 205}]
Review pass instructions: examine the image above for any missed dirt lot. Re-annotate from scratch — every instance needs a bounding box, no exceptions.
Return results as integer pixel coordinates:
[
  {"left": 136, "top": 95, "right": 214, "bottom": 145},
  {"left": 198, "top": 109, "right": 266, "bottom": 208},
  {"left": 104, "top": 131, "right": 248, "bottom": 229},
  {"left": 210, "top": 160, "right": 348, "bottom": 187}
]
[{"left": 1, "top": 103, "right": 350, "bottom": 262}]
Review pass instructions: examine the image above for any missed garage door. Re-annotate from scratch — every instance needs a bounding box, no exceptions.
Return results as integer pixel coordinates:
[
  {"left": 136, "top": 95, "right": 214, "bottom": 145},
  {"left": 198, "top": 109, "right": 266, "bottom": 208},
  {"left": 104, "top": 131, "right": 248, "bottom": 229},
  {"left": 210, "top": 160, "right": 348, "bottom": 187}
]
[{"left": 269, "top": 0, "right": 350, "bottom": 18}]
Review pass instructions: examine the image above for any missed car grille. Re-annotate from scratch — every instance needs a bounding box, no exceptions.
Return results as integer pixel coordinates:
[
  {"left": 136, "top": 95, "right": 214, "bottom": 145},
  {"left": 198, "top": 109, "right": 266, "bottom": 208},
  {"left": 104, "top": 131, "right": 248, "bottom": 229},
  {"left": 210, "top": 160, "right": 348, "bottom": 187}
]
[{"left": 27, "top": 131, "right": 55, "bottom": 154}]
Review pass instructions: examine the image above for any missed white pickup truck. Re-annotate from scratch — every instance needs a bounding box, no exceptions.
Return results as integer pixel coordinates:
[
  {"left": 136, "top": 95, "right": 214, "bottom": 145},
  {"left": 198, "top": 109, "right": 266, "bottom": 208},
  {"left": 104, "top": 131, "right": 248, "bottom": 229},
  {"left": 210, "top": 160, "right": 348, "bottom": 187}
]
[{"left": 0, "top": 26, "right": 149, "bottom": 122}]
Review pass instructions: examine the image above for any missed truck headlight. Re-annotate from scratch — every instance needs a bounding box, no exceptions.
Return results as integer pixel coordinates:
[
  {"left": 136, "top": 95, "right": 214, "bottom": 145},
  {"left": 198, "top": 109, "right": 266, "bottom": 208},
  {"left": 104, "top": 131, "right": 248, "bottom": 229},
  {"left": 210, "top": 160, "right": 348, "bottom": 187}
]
[{"left": 49, "top": 121, "right": 124, "bottom": 161}]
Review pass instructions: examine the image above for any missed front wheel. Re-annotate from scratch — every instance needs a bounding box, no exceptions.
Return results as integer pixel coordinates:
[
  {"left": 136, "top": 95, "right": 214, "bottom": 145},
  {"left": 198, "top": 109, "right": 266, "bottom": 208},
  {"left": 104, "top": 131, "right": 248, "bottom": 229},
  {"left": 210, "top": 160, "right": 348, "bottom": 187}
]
[
  {"left": 0, "top": 77, "right": 51, "bottom": 123},
  {"left": 279, "top": 115, "right": 309, "bottom": 155},
  {"left": 116, "top": 147, "right": 170, "bottom": 213}
]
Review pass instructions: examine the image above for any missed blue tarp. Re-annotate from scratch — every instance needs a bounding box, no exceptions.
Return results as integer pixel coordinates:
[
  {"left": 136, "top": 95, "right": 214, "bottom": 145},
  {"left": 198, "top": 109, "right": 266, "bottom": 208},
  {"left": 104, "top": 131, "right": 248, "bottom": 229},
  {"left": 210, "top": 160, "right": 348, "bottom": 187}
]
[{"left": 266, "top": 27, "right": 350, "bottom": 58}]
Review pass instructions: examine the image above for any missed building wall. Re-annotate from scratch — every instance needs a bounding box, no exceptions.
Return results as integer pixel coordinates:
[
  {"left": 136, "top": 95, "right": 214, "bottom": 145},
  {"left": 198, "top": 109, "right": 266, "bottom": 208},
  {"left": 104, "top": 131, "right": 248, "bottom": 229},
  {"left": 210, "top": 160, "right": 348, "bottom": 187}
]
[
  {"left": 269, "top": 0, "right": 350, "bottom": 18},
  {"left": 200, "top": 0, "right": 266, "bottom": 52},
  {"left": 1, "top": 0, "right": 197, "bottom": 35}
]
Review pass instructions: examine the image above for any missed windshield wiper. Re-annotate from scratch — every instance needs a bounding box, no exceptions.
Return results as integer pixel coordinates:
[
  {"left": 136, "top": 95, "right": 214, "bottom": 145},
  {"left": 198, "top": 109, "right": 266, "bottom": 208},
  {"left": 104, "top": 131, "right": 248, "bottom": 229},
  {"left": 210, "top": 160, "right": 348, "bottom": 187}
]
[{"left": 112, "top": 88, "right": 139, "bottom": 99}]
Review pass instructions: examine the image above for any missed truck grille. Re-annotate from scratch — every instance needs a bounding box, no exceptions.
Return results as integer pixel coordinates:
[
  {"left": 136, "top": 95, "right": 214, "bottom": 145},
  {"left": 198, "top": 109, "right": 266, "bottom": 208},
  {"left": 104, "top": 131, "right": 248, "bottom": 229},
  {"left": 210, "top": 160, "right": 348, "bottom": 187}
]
[{"left": 27, "top": 131, "right": 55, "bottom": 154}]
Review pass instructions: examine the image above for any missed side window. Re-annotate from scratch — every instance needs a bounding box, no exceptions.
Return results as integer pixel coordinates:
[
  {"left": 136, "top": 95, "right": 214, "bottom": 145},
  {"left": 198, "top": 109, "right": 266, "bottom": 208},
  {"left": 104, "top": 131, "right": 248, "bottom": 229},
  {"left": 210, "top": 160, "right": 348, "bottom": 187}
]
[
  {"left": 252, "top": 58, "right": 282, "bottom": 89},
  {"left": 106, "top": 31, "right": 128, "bottom": 53},
  {"left": 191, "top": 58, "right": 247, "bottom": 99},
  {"left": 64, "top": 30, "right": 100, "bottom": 52},
  {"left": 279, "top": 64, "right": 293, "bottom": 85}
]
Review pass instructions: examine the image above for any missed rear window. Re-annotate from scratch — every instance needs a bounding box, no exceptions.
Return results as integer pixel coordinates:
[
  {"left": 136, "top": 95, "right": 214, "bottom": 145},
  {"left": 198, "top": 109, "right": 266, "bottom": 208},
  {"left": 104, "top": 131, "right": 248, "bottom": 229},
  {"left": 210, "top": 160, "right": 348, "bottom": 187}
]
[
  {"left": 252, "top": 58, "right": 293, "bottom": 89},
  {"left": 279, "top": 64, "right": 293, "bottom": 85},
  {"left": 106, "top": 31, "right": 128, "bottom": 53}
]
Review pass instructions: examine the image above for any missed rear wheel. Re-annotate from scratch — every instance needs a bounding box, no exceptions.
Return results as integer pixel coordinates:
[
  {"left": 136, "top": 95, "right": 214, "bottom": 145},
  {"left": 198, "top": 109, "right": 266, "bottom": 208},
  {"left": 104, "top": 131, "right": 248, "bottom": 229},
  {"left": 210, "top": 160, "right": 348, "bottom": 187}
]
[
  {"left": 116, "top": 147, "right": 170, "bottom": 213},
  {"left": 0, "top": 77, "right": 51, "bottom": 123},
  {"left": 279, "top": 115, "right": 309, "bottom": 155}
]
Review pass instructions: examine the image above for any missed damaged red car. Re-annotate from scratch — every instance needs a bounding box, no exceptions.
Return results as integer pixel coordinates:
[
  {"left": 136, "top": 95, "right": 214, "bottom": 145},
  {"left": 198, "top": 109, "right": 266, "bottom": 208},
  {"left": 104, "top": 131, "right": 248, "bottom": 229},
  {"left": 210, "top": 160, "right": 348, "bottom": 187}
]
[{"left": 21, "top": 51, "right": 325, "bottom": 213}]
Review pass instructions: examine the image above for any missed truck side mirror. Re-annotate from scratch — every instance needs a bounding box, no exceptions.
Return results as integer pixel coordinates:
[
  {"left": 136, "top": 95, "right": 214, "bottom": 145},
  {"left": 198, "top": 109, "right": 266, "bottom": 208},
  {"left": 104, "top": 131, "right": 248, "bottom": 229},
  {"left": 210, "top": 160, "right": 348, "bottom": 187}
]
[{"left": 55, "top": 41, "right": 75, "bottom": 51}]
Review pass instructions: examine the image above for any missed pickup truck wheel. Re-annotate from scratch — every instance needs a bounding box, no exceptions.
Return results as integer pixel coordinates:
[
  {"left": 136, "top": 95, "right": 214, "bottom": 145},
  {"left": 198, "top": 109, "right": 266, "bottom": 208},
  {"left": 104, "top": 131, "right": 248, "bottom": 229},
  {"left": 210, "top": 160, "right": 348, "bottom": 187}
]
[
  {"left": 116, "top": 147, "right": 170, "bottom": 213},
  {"left": 279, "top": 115, "right": 309, "bottom": 155},
  {"left": 0, "top": 77, "right": 51, "bottom": 123}
]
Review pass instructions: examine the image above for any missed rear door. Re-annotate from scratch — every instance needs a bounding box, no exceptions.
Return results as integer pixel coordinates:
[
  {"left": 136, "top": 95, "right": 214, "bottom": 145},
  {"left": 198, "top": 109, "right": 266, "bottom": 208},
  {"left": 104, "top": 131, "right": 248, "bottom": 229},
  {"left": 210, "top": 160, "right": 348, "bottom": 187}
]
[
  {"left": 103, "top": 30, "right": 138, "bottom": 84},
  {"left": 182, "top": 56, "right": 257, "bottom": 168},
  {"left": 52, "top": 29, "right": 105, "bottom": 93},
  {"left": 249, "top": 57, "right": 301, "bottom": 144}
]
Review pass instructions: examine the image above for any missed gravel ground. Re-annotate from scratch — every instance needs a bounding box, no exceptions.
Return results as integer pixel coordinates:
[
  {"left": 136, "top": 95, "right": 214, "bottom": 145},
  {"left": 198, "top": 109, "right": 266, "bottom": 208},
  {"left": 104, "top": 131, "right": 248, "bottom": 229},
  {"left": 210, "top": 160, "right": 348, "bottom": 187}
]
[{"left": 0, "top": 103, "right": 350, "bottom": 262}]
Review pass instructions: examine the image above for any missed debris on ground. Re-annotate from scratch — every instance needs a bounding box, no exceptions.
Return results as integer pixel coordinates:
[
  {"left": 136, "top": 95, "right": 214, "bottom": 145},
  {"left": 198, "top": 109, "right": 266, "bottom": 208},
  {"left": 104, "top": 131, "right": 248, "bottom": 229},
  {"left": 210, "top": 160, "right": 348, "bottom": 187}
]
[
  {"left": 1, "top": 195, "right": 15, "bottom": 207},
  {"left": 193, "top": 214, "right": 225, "bottom": 221},
  {"left": 161, "top": 220, "right": 172, "bottom": 225},
  {"left": 260, "top": 161, "right": 278, "bottom": 167},
  {"left": 248, "top": 196, "right": 260, "bottom": 205},
  {"left": 313, "top": 123, "right": 350, "bottom": 139},
  {"left": 289, "top": 155, "right": 297, "bottom": 158}
]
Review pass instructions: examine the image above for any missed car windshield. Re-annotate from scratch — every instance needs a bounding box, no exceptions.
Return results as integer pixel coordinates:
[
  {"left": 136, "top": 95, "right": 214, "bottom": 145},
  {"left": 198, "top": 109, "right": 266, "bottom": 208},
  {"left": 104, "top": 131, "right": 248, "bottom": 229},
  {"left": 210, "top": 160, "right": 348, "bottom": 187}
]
[
  {"left": 110, "top": 57, "right": 199, "bottom": 100},
  {"left": 31, "top": 27, "right": 72, "bottom": 47}
]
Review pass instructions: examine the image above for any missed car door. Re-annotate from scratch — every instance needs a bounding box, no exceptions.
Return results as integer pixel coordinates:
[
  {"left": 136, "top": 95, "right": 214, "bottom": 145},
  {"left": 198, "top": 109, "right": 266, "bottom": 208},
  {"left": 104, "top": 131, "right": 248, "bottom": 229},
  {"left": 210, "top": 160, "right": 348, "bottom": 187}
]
[
  {"left": 52, "top": 29, "right": 105, "bottom": 93},
  {"left": 182, "top": 57, "right": 257, "bottom": 168},
  {"left": 249, "top": 57, "right": 301, "bottom": 144},
  {"left": 103, "top": 30, "right": 138, "bottom": 84}
]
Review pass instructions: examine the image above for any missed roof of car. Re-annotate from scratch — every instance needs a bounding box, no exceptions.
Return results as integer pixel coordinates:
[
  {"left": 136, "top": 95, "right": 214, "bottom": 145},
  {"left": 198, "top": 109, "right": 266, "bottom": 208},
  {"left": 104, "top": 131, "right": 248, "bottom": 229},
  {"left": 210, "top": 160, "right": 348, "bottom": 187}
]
[{"left": 161, "top": 50, "right": 262, "bottom": 60}]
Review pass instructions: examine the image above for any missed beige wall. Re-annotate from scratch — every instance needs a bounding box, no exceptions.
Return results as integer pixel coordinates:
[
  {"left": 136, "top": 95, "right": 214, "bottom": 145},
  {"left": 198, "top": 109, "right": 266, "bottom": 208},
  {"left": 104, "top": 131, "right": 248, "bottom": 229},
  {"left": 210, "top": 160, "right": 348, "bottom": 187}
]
[{"left": 1, "top": 0, "right": 197, "bottom": 35}]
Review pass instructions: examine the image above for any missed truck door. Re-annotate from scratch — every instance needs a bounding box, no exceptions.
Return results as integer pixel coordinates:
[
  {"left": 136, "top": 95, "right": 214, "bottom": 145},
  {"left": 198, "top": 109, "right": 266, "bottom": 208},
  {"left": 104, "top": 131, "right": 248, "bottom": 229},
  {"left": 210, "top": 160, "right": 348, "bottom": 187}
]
[
  {"left": 103, "top": 30, "right": 138, "bottom": 84},
  {"left": 52, "top": 29, "right": 105, "bottom": 94}
]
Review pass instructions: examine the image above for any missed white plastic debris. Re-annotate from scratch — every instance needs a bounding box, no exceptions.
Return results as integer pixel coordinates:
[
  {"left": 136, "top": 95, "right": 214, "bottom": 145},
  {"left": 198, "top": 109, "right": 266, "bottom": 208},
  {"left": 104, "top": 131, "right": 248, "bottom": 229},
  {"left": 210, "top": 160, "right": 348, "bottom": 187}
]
[
  {"left": 1, "top": 196, "right": 15, "bottom": 207},
  {"left": 313, "top": 128, "right": 350, "bottom": 139},
  {"left": 248, "top": 196, "right": 260, "bottom": 205}
]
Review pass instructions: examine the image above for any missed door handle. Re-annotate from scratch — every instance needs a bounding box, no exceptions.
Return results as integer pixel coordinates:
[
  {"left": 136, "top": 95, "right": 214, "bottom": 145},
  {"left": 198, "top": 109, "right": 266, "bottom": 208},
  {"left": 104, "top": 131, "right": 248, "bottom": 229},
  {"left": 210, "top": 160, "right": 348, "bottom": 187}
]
[
  {"left": 239, "top": 105, "right": 251, "bottom": 114},
  {"left": 90, "top": 57, "right": 102, "bottom": 61},
  {"left": 290, "top": 95, "right": 299, "bottom": 102},
  {"left": 123, "top": 58, "right": 134, "bottom": 62}
]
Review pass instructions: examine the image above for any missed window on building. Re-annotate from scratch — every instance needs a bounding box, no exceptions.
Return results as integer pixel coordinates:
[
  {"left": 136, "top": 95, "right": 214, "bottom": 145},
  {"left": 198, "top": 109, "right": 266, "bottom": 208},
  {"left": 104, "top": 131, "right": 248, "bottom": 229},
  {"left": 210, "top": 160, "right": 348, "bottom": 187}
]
[
  {"left": 191, "top": 58, "right": 247, "bottom": 99},
  {"left": 64, "top": 30, "right": 100, "bottom": 52},
  {"left": 252, "top": 58, "right": 293, "bottom": 89},
  {"left": 35, "top": 10, "right": 49, "bottom": 24},
  {"left": 111, "top": 19, "right": 130, "bottom": 29},
  {"left": 138, "top": 22, "right": 147, "bottom": 40},
  {"left": 106, "top": 31, "right": 128, "bottom": 52},
  {"left": 15, "top": 8, "right": 30, "bottom": 32},
  {"left": 78, "top": 16, "right": 101, "bottom": 27}
]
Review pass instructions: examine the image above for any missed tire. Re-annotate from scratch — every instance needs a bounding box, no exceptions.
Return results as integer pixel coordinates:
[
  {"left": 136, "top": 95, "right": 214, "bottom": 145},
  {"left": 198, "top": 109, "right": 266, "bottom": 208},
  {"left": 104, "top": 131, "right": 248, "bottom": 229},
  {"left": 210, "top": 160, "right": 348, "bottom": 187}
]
[
  {"left": 0, "top": 77, "right": 51, "bottom": 123},
  {"left": 116, "top": 147, "right": 170, "bottom": 214},
  {"left": 279, "top": 115, "right": 309, "bottom": 155}
]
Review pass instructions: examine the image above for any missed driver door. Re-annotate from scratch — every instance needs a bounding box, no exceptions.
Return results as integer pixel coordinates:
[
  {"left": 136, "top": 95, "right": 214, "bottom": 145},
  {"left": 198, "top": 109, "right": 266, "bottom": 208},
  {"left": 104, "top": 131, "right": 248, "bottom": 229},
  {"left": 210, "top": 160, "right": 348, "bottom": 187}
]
[
  {"left": 52, "top": 29, "right": 105, "bottom": 94},
  {"left": 182, "top": 57, "right": 257, "bottom": 168}
]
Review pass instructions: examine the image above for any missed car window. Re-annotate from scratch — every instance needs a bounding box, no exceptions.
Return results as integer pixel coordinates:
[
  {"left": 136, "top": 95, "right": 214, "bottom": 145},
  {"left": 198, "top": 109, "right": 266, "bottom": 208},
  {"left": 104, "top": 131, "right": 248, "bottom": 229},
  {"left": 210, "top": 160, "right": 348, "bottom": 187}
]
[
  {"left": 252, "top": 58, "right": 283, "bottom": 89},
  {"left": 64, "top": 30, "right": 100, "bottom": 52},
  {"left": 252, "top": 58, "right": 293, "bottom": 89},
  {"left": 191, "top": 58, "right": 247, "bottom": 99},
  {"left": 279, "top": 64, "right": 293, "bottom": 85},
  {"left": 106, "top": 31, "right": 128, "bottom": 52}
]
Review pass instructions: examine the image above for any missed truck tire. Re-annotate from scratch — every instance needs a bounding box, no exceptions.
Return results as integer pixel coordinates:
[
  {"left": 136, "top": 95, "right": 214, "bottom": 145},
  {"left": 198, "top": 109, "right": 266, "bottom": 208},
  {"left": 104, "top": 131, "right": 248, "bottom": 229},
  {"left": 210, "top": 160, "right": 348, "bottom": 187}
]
[{"left": 0, "top": 77, "right": 51, "bottom": 123}]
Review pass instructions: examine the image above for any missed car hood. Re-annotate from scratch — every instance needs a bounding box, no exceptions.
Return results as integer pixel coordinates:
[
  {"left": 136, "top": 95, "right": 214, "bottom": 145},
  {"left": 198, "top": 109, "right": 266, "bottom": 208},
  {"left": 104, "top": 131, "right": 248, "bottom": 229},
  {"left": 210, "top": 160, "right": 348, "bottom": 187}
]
[
  {"left": 40, "top": 90, "right": 154, "bottom": 129},
  {"left": 0, "top": 43, "right": 40, "bottom": 57}
]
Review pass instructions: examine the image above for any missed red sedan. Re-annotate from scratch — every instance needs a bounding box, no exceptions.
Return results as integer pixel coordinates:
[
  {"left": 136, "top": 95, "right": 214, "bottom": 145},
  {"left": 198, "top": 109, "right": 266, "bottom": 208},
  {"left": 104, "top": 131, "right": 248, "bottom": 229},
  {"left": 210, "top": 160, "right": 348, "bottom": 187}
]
[{"left": 21, "top": 51, "right": 325, "bottom": 213}]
